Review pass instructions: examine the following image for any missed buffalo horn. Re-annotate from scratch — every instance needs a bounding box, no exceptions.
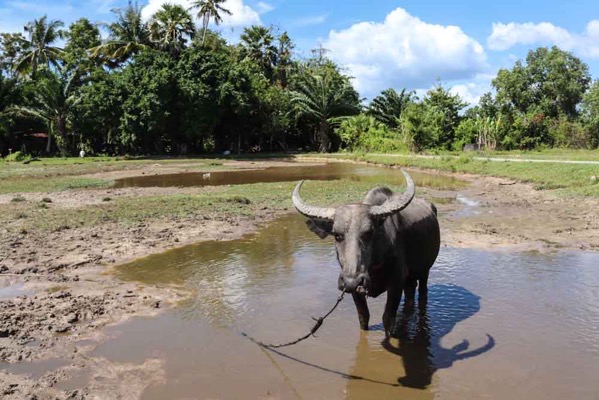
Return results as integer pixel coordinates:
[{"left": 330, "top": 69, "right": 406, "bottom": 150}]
[
  {"left": 292, "top": 181, "right": 335, "bottom": 221},
  {"left": 369, "top": 169, "right": 415, "bottom": 219}
]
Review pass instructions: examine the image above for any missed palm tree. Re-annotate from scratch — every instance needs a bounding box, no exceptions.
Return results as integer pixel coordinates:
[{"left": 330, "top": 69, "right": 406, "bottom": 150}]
[
  {"left": 190, "top": 0, "right": 232, "bottom": 46},
  {"left": 290, "top": 74, "right": 359, "bottom": 152},
  {"left": 276, "top": 32, "right": 294, "bottom": 88},
  {"left": 149, "top": 4, "right": 195, "bottom": 56},
  {"left": 14, "top": 16, "right": 64, "bottom": 77},
  {"left": 240, "top": 25, "right": 277, "bottom": 80},
  {"left": 367, "top": 88, "right": 416, "bottom": 129},
  {"left": 90, "top": 1, "right": 151, "bottom": 65},
  {"left": 9, "top": 69, "right": 81, "bottom": 154}
]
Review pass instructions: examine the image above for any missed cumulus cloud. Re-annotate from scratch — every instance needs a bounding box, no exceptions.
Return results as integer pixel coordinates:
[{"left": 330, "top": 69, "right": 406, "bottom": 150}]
[
  {"left": 141, "top": 0, "right": 261, "bottom": 28},
  {"left": 324, "top": 8, "right": 487, "bottom": 99},
  {"left": 449, "top": 75, "right": 494, "bottom": 106},
  {"left": 488, "top": 20, "right": 599, "bottom": 58},
  {"left": 409, "top": 73, "right": 494, "bottom": 107}
]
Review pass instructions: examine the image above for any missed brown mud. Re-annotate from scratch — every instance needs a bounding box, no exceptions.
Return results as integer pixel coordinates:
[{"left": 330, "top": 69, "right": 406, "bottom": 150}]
[{"left": 0, "top": 159, "right": 598, "bottom": 399}]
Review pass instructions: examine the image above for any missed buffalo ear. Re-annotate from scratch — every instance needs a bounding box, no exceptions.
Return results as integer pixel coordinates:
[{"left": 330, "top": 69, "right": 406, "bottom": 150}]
[{"left": 306, "top": 219, "right": 333, "bottom": 239}]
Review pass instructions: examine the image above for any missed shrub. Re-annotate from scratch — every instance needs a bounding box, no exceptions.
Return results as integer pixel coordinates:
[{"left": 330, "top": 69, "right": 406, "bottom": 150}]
[
  {"left": 337, "top": 114, "right": 409, "bottom": 153},
  {"left": 5, "top": 151, "right": 29, "bottom": 162},
  {"left": 548, "top": 118, "right": 594, "bottom": 149}
]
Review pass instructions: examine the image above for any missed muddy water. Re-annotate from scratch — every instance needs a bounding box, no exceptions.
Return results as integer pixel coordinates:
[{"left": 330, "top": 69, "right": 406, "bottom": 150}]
[
  {"left": 113, "top": 162, "right": 465, "bottom": 190},
  {"left": 97, "top": 214, "right": 599, "bottom": 399}
]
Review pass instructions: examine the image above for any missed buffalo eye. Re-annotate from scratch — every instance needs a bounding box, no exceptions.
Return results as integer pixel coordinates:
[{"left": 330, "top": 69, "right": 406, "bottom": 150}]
[{"left": 334, "top": 233, "right": 345, "bottom": 242}]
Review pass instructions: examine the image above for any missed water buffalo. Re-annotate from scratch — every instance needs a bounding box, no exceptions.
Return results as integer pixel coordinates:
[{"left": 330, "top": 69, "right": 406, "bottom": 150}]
[{"left": 292, "top": 170, "right": 440, "bottom": 336}]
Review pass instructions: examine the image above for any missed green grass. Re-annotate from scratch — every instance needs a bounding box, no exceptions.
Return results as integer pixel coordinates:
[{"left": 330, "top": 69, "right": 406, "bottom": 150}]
[
  {"left": 311, "top": 153, "right": 599, "bottom": 197},
  {"left": 401, "top": 148, "right": 599, "bottom": 161},
  {"left": 0, "top": 179, "right": 407, "bottom": 235},
  {"left": 460, "top": 148, "right": 599, "bottom": 161},
  {"left": 0, "top": 156, "right": 257, "bottom": 194},
  {"left": 0, "top": 176, "right": 112, "bottom": 194}
]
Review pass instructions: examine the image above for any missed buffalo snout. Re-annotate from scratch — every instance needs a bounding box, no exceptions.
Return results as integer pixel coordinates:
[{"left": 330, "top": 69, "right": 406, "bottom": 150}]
[{"left": 339, "top": 273, "right": 369, "bottom": 293}]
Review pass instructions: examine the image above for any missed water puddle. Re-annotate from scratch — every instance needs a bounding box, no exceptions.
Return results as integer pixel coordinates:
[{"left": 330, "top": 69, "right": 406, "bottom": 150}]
[
  {"left": 113, "top": 162, "right": 466, "bottom": 190},
  {"left": 1, "top": 358, "right": 70, "bottom": 380},
  {"left": 0, "top": 283, "right": 31, "bottom": 299},
  {"left": 98, "top": 214, "right": 599, "bottom": 399},
  {"left": 453, "top": 194, "right": 481, "bottom": 217}
]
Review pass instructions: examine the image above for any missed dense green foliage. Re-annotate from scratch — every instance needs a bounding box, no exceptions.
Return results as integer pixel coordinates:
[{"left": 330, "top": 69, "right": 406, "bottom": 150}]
[
  {"left": 348, "top": 47, "right": 598, "bottom": 153},
  {"left": 1, "top": 6, "right": 598, "bottom": 157}
]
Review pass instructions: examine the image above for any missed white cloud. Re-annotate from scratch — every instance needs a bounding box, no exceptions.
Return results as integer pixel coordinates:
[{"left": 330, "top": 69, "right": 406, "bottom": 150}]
[
  {"left": 488, "top": 20, "right": 599, "bottom": 58},
  {"left": 410, "top": 73, "right": 495, "bottom": 107},
  {"left": 141, "top": 0, "right": 261, "bottom": 28},
  {"left": 256, "top": 1, "right": 274, "bottom": 14},
  {"left": 449, "top": 79, "right": 492, "bottom": 106},
  {"left": 324, "top": 7, "right": 487, "bottom": 99},
  {"left": 291, "top": 14, "right": 328, "bottom": 28}
]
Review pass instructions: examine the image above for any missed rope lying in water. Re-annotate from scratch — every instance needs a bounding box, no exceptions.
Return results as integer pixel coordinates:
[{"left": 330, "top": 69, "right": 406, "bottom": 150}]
[{"left": 242, "top": 291, "right": 345, "bottom": 348}]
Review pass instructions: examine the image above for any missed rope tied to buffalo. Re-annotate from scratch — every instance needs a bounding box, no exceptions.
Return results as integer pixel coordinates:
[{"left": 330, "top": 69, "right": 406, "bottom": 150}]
[{"left": 242, "top": 291, "right": 345, "bottom": 349}]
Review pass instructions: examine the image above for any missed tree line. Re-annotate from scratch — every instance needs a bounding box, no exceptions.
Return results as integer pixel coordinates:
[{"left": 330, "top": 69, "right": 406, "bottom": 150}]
[{"left": 1, "top": 1, "right": 598, "bottom": 157}]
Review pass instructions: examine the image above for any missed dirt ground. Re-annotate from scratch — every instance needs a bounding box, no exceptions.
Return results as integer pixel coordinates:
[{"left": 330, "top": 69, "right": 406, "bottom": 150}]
[{"left": 0, "top": 160, "right": 598, "bottom": 399}]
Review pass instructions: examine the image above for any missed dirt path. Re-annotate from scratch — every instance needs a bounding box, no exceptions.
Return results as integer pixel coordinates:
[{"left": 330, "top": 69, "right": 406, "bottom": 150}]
[{"left": 0, "top": 160, "right": 598, "bottom": 398}]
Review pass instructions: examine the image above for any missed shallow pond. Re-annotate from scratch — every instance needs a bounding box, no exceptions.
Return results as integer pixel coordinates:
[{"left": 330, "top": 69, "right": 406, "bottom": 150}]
[
  {"left": 97, "top": 214, "right": 599, "bottom": 399},
  {"left": 113, "top": 162, "right": 465, "bottom": 190}
]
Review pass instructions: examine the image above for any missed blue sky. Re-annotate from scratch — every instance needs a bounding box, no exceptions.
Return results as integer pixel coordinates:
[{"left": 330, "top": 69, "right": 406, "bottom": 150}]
[{"left": 1, "top": 0, "right": 598, "bottom": 102}]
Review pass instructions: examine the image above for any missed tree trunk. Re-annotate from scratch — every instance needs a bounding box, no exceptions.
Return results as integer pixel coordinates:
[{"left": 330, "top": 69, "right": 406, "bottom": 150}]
[
  {"left": 201, "top": 12, "right": 210, "bottom": 46},
  {"left": 45, "top": 131, "right": 52, "bottom": 153},
  {"left": 317, "top": 120, "right": 330, "bottom": 152},
  {"left": 56, "top": 118, "right": 69, "bottom": 156}
]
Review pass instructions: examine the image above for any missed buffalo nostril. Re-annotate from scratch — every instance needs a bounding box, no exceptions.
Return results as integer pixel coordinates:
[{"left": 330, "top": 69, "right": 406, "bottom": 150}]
[
  {"left": 356, "top": 275, "right": 365, "bottom": 287},
  {"left": 342, "top": 277, "right": 359, "bottom": 292}
]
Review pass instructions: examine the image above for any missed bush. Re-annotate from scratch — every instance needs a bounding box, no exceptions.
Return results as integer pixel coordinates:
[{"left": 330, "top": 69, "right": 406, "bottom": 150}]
[
  {"left": 4, "top": 151, "right": 29, "bottom": 162},
  {"left": 548, "top": 118, "right": 594, "bottom": 149},
  {"left": 454, "top": 119, "right": 479, "bottom": 151},
  {"left": 337, "top": 114, "right": 409, "bottom": 153}
]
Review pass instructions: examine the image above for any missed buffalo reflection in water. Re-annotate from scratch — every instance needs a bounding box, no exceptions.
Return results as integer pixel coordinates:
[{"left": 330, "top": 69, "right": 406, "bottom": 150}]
[
  {"left": 344, "top": 284, "right": 495, "bottom": 398},
  {"left": 268, "top": 284, "right": 495, "bottom": 397},
  {"left": 380, "top": 284, "right": 496, "bottom": 389}
]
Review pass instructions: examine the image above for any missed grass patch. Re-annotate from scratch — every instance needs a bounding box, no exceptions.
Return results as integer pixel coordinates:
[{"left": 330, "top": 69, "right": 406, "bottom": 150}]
[
  {"left": 0, "top": 156, "right": 267, "bottom": 194},
  {"left": 0, "top": 177, "right": 112, "bottom": 194},
  {"left": 0, "top": 179, "right": 407, "bottom": 235},
  {"left": 311, "top": 153, "right": 599, "bottom": 197}
]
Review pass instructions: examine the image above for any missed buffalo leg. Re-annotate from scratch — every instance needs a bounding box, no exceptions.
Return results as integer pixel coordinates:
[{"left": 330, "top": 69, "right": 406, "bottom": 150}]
[
  {"left": 404, "top": 277, "right": 417, "bottom": 310},
  {"left": 418, "top": 270, "right": 430, "bottom": 305},
  {"left": 352, "top": 292, "right": 370, "bottom": 330},
  {"left": 383, "top": 287, "right": 402, "bottom": 337}
]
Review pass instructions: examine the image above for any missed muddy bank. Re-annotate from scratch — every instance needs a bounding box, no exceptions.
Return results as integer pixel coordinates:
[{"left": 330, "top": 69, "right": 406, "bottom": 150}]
[
  {"left": 443, "top": 173, "right": 599, "bottom": 251},
  {"left": 1, "top": 159, "right": 598, "bottom": 398}
]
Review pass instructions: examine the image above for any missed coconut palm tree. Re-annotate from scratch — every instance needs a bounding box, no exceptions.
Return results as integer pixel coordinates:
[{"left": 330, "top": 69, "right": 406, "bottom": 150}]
[
  {"left": 290, "top": 74, "right": 359, "bottom": 152},
  {"left": 90, "top": 1, "right": 151, "bottom": 65},
  {"left": 190, "top": 0, "right": 232, "bottom": 46},
  {"left": 367, "top": 88, "right": 416, "bottom": 129},
  {"left": 9, "top": 69, "right": 81, "bottom": 154},
  {"left": 14, "top": 16, "right": 64, "bottom": 77},
  {"left": 149, "top": 4, "right": 195, "bottom": 56}
]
